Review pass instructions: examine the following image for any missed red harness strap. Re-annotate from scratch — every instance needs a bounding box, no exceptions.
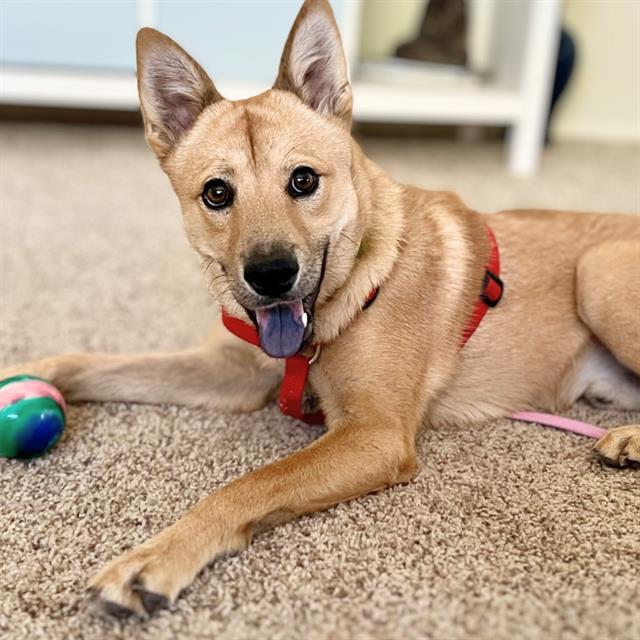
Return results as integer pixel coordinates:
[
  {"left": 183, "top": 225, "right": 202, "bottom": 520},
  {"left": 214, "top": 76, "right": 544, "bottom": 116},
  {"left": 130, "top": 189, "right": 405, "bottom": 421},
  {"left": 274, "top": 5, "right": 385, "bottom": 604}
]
[
  {"left": 279, "top": 354, "right": 325, "bottom": 424},
  {"left": 220, "top": 313, "right": 261, "bottom": 348},
  {"left": 221, "top": 225, "right": 503, "bottom": 425},
  {"left": 460, "top": 225, "right": 503, "bottom": 346}
]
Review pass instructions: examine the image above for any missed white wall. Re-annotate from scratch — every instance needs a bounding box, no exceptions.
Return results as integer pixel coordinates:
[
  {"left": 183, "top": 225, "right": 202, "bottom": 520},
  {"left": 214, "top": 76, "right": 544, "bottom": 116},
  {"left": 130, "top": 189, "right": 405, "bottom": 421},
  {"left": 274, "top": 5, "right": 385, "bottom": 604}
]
[
  {"left": 360, "top": 0, "right": 640, "bottom": 143},
  {"left": 360, "top": 0, "right": 423, "bottom": 60},
  {"left": 551, "top": 0, "right": 640, "bottom": 142}
]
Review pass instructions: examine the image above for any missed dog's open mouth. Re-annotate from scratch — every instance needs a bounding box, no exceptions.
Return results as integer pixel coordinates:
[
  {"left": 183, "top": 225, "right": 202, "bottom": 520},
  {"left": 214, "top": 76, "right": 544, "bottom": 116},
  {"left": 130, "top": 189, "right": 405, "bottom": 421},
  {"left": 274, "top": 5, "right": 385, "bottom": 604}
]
[
  {"left": 245, "top": 241, "right": 329, "bottom": 358},
  {"left": 254, "top": 300, "right": 308, "bottom": 358},
  {"left": 245, "top": 243, "right": 328, "bottom": 358}
]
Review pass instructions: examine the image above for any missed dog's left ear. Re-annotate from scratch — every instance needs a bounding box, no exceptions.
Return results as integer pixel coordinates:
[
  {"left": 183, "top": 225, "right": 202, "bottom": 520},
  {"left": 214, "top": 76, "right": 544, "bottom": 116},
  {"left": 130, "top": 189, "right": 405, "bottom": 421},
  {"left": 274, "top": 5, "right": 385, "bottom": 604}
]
[{"left": 274, "top": 0, "right": 352, "bottom": 128}]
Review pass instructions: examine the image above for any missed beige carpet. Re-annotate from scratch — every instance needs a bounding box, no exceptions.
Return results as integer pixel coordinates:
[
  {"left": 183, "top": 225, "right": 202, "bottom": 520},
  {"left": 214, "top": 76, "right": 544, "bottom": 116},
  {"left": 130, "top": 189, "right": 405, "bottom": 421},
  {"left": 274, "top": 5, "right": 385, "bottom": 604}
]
[{"left": 1, "top": 123, "right": 639, "bottom": 640}]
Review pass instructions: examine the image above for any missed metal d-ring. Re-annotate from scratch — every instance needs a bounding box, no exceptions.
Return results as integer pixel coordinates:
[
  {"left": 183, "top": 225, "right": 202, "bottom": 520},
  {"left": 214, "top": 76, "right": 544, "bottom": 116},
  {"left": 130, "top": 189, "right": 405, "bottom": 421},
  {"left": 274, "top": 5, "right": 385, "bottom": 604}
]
[{"left": 308, "top": 343, "right": 322, "bottom": 365}]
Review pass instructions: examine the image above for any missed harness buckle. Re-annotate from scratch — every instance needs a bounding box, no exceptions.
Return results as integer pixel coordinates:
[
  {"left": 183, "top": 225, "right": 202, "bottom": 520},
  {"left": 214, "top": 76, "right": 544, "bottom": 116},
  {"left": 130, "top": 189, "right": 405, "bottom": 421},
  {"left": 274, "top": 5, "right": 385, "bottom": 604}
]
[{"left": 480, "top": 270, "right": 504, "bottom": 308}]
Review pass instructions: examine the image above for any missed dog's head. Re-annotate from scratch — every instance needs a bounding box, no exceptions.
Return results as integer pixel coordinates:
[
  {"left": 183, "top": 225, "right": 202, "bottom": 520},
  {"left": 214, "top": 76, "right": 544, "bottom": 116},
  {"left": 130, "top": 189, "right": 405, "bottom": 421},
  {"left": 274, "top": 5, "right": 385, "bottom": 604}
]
[{"left": 136, "top": 0, "right": 361, "bottom": 357}]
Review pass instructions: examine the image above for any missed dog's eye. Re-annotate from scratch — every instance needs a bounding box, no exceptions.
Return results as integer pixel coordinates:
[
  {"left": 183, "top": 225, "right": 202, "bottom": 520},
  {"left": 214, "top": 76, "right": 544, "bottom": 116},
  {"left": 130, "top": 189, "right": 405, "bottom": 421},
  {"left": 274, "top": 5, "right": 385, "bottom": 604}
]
[
  {"left": 202, "top": 179, "right": 233, "bottom": 210},
  {"left": 288, "top": 167, "right": 319, "bottom": 198}
]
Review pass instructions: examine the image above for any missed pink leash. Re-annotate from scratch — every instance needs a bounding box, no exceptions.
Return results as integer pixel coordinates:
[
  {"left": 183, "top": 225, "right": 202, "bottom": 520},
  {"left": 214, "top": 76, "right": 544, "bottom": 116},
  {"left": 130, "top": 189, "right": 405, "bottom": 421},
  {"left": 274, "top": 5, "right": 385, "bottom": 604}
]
[{"left": 511, "top": 411, "right": 607, "bottom": 440}]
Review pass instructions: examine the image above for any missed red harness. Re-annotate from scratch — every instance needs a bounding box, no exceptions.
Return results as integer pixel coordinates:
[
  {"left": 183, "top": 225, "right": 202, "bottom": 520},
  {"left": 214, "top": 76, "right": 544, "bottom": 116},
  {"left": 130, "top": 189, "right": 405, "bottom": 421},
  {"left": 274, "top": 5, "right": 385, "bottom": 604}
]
[
  {"left": 459, "top": 225, "right": 503, "bottom": 346},
  {"left": 222, "top": 225, "right": 503, "bottom": 425}
]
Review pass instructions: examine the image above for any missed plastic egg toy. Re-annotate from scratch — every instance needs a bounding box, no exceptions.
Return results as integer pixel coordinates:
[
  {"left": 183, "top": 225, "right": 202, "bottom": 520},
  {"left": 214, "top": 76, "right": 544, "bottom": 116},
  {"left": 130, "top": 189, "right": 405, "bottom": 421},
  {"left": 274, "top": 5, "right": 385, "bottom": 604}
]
[{"left": 0, "top": 375, "right": 66, "bottom": 458}]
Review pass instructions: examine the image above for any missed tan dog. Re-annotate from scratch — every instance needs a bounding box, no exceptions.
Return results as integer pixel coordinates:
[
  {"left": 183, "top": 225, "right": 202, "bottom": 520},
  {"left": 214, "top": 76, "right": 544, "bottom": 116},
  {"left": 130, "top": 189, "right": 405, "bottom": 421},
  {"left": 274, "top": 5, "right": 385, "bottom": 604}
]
[{"left": 3, "top": 0, "right": 639, "bottom": 618}]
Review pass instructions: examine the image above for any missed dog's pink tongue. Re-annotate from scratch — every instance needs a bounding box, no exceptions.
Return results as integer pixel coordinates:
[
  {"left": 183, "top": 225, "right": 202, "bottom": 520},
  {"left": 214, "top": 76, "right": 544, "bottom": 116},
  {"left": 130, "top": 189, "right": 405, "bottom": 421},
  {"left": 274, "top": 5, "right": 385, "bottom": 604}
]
[{"left": 255, "top": 301, "right": 305, "bottom": 358}]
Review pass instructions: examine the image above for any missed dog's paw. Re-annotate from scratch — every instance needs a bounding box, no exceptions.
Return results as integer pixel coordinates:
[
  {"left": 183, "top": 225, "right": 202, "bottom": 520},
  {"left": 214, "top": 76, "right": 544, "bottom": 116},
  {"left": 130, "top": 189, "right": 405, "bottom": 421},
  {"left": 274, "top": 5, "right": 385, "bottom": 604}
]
[
  {"left": 594, "top": 425, "right": 640, "bottom": 468},
  {"left": 88, "top": 537, "right": 188, "bottom": 618}
]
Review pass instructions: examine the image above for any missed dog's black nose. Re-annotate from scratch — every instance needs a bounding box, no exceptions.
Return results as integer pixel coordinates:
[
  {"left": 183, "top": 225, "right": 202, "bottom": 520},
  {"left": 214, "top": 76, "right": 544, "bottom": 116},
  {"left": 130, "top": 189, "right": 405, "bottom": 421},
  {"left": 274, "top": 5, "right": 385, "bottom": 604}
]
[{"left": 244, "top": 254, "right": 299, "bottom": 297}]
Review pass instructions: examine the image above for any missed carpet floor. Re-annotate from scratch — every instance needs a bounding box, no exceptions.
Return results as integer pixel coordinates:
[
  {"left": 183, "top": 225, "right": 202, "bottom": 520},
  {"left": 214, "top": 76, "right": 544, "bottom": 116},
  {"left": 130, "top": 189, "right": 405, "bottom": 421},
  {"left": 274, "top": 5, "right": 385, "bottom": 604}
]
[{"left": 0, "top": 123, "right": 638, "bottom": 640}]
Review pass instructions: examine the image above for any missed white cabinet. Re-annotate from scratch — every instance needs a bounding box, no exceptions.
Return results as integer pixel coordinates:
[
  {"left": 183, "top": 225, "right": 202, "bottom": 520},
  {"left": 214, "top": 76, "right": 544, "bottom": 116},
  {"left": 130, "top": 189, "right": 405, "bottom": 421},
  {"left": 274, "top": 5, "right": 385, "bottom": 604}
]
[
  {"left": 1, "top": 0, "right": 561, "bottom": 175},
  {"left": 3, "top": 0, "right": 138, "bottom": 70},
  {"left": 1, "top": 0, "right": 357, "bottom": 88}
]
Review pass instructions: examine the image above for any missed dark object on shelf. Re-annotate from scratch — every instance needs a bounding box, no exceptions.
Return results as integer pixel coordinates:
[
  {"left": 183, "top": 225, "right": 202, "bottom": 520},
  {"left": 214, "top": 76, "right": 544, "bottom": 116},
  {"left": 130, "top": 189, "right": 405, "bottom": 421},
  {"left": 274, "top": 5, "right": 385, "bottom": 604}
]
[
  {"left": 395, "top": 0, "right": 467, "bottom": 67},
  {"left": 546, "top": 29, "right": 577, "bottom": 143}
]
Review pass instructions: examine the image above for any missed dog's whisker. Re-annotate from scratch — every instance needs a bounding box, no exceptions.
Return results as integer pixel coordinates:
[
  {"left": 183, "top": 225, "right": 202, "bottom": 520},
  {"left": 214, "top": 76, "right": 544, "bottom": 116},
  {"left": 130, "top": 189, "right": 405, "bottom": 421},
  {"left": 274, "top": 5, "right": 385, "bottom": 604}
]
[
  {"left": 340, "top": 232, "right": 358, "bottom": 246},
  {"left": 217, "top": 285, "right": 234, "bottom": 298},
  {"left": 209, "top": 273, "right": 227, "bottom": 286},
  {"left": 203, "top": 258, "right": 219, "bottom": 279}
]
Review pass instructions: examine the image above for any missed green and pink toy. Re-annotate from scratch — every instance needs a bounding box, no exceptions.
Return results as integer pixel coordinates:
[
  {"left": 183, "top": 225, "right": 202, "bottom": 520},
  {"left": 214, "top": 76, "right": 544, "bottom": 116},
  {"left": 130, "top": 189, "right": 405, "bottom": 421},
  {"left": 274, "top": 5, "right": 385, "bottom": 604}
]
[{"left": 0, "top": 375, "right": 66, "bottom": 458}]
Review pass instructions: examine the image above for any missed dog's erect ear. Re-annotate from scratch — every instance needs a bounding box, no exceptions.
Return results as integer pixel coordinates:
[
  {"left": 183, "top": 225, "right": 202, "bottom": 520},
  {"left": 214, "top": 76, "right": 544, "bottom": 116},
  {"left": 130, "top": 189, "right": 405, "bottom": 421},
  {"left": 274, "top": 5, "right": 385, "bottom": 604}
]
[
  {"left": 274, "top": 0, "right": 352, "bottom": 128},
  {"left": 136, "top": 28, "right": 223, "bottom": 160}
]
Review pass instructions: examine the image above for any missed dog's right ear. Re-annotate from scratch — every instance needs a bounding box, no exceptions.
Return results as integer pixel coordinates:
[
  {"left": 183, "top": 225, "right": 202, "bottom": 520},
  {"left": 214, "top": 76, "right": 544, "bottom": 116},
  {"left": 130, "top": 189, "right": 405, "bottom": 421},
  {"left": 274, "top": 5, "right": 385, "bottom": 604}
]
[{"left": 136, "top": 28, "right": 223, "bottom": 160}]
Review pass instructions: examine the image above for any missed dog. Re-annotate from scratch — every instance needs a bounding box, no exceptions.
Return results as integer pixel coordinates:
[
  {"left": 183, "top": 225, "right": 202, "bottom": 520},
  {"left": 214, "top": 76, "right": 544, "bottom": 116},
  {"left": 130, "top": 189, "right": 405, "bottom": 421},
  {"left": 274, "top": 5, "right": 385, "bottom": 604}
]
[{"left": 2, "top": 0, "right": 638, "bottom": 618}]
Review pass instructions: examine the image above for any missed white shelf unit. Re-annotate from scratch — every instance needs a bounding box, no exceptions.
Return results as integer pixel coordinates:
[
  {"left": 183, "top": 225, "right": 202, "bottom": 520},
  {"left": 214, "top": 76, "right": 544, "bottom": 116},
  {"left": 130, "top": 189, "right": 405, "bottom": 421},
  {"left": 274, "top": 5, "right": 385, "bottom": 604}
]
[
  {"left": 0, "top": 0, "right": 561, "bottom": 176},
  {"left": 348, "top": 0, "right": 563, "bottom": 176}
]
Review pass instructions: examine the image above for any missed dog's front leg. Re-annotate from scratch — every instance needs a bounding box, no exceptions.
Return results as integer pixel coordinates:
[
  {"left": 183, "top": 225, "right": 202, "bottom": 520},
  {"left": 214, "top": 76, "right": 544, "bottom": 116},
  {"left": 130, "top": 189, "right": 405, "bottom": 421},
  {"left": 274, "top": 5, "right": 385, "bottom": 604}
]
[
  {"left": 0, "top": 317, "right": 281, "bottom": 413},
  {"left": 89, "top": 413, "right": 417, "bottom": 617}
]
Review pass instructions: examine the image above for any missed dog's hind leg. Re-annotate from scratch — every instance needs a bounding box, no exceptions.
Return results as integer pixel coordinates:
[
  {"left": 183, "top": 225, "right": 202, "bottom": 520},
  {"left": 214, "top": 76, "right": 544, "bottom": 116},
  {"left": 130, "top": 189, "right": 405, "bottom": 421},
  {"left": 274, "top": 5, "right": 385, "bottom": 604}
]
[
  {"left": 0, "top": 317, "right": 281, "bottom": 412},
  {"left": 577, "top": 240, "right": 640, "bottom": 467},
  {"left": 573, "top": 343, "right": 640, "bottom": 411},
  {"left": 577, "top": 240, "right": 640, "bottom": 375}
]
